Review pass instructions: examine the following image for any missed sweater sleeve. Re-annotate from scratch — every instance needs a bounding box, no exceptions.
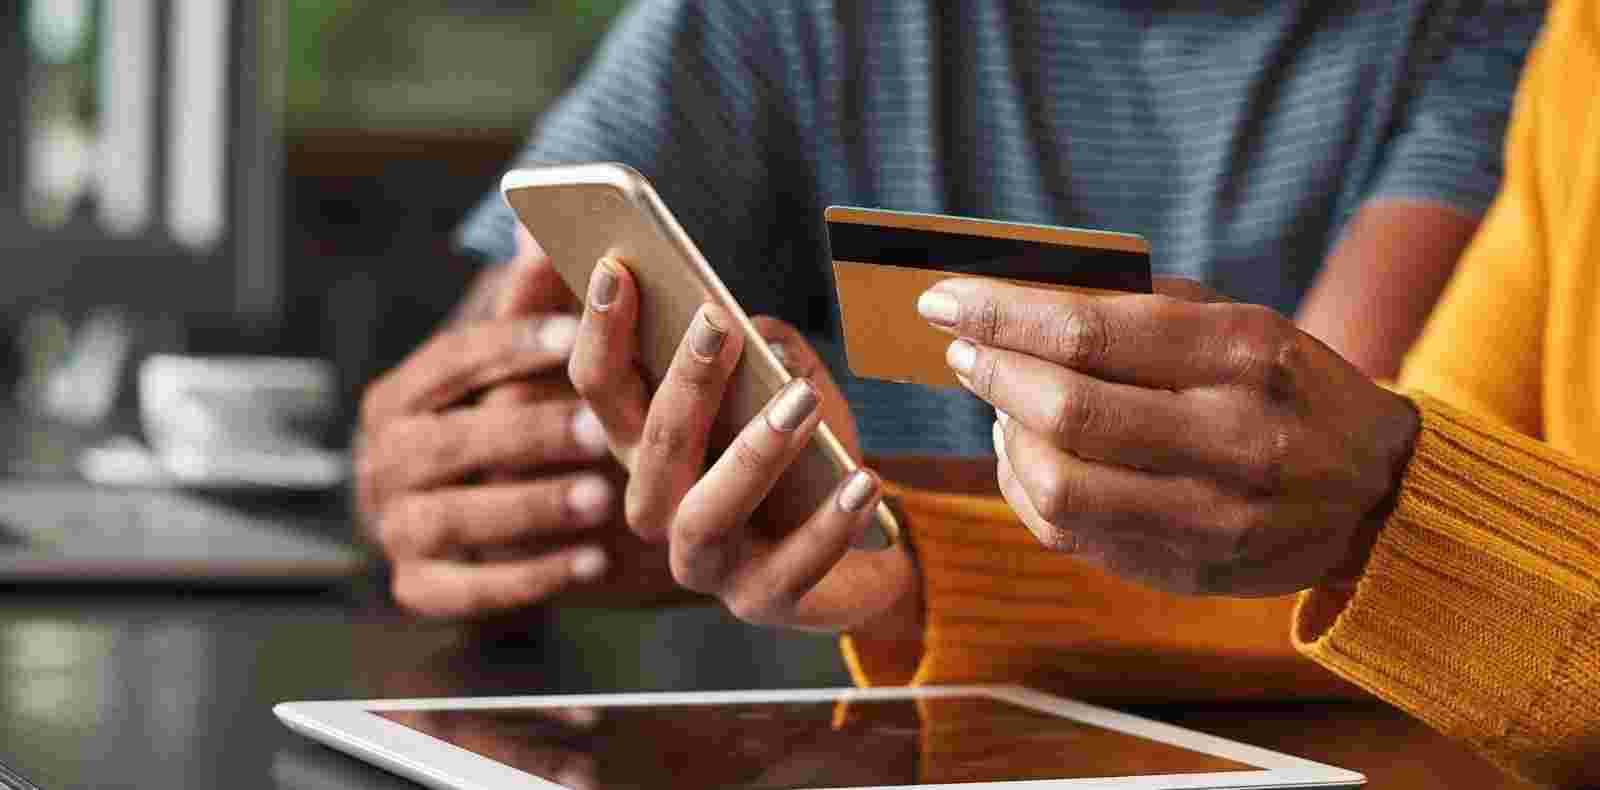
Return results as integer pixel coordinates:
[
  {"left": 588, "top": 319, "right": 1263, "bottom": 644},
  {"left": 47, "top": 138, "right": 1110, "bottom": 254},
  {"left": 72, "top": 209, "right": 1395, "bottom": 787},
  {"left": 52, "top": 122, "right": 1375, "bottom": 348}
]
[
  {"left": 1293, "top": 392, "right": 1600, "bottom": 789},
  {"left": 1296, "top": 8, "right": 1600, "bottom": 784},
  {"left": 846, "top": 483, "right": 1363, "bottom": 702}
]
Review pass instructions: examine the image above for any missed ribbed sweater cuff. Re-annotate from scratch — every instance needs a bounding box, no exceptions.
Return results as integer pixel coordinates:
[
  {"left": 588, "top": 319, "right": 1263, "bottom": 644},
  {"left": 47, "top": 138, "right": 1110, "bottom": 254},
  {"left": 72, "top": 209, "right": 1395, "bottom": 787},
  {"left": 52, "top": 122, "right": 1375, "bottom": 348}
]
[
  {"left": 841, "top": 481, "right": 931, "bottom": 688},
  {"left": 1293, "top": 392, "right": 1600, "bottom": 787},
  {"left": 840, "top": 632, "right": 924, "bottom": 688}
]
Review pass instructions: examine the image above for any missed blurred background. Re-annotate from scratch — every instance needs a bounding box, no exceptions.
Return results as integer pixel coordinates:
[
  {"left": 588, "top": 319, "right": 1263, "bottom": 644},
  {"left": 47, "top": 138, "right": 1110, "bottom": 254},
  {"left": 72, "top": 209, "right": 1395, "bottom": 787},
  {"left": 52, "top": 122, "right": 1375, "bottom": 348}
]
[
  {"left": 0, "top": 0, "right": 849, "bottom": 729},
  {"left": 3, "top": 0, "right": 629, "bottom": 422},
  {"left": 0, "top": 6, "right": 1531, "bottom": 788}
]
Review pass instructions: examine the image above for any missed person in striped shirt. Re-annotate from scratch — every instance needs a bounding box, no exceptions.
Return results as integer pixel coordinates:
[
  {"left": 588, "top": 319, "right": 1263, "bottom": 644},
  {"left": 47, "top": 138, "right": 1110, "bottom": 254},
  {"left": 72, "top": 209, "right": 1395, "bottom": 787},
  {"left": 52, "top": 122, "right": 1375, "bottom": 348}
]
[
  {"left": 355, "top": 0, "right": 1541, "bottom": 693},
  {"left": 358, "top": 0, "right": 1540, "bottom": 620},
  {"left": 551, "top": 3, "right": 1600, "bottom": 783}
]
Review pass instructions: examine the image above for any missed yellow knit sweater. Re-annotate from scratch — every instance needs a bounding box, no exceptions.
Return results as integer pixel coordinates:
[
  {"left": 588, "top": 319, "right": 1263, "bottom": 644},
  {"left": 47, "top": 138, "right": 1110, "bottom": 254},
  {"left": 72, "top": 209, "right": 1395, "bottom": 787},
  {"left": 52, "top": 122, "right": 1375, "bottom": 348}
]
[{"left": 845, "top": 3, "right": 1600, "bottom": 787}]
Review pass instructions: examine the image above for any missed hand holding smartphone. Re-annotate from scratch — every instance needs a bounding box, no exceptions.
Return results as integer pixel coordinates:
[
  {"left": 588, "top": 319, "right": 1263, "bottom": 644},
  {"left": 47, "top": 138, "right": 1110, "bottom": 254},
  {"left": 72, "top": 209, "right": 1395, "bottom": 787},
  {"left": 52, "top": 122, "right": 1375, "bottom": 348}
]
[{"left": 501, "top": 163, "right": 899, "bottom": 549}]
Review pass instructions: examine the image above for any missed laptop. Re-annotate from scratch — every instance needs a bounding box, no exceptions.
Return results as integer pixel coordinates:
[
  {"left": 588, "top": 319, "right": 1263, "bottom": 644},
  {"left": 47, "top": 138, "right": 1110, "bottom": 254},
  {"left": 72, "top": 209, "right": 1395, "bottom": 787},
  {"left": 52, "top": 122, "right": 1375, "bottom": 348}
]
[
  {"left": 0, "top": 351, "right": 365, "bottom": 585},
  {"left": 277, "top": 685, "right": 1365, "bottom": 789},
  {"left": 0, "top": 479, "right": 365, "bottom": 584}
]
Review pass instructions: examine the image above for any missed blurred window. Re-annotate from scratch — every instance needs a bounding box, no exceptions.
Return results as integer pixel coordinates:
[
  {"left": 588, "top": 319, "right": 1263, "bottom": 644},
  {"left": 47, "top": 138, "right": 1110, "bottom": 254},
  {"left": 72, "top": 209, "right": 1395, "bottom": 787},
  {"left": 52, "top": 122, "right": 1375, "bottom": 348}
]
[
  {"left": 284, "top": 0, "right": 627, "bottom": 132},
  {"left": 2, "top": 1, "right": 280, "bottom": 330}
]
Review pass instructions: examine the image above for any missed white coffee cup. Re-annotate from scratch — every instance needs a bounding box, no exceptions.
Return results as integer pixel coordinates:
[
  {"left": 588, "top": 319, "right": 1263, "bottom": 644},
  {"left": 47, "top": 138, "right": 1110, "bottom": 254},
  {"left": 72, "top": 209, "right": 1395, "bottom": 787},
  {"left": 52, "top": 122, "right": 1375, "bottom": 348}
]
[{"left": 138, "top": 354, "right": 343, "bottom": 487}]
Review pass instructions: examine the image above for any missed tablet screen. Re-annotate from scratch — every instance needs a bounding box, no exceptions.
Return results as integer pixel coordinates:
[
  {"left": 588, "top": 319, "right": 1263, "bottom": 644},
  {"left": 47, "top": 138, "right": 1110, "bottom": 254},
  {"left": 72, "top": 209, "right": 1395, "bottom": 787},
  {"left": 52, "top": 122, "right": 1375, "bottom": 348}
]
[{"left": 377, "top": 695, "right": 1255, "bottom": 788}]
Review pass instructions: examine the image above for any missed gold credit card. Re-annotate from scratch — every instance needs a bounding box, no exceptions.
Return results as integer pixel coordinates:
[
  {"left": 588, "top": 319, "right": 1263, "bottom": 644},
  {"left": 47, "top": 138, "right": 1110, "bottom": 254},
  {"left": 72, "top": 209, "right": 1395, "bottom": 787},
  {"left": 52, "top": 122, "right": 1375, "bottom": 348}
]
[{"left": 826, "top": 206, "right": 1152, "bottom": 389}]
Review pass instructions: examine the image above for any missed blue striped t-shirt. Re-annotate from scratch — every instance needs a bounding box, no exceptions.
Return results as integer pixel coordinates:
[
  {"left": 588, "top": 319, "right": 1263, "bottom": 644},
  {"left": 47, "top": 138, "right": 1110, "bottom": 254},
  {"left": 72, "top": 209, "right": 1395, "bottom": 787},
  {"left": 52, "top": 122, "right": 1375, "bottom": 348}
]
[{"left": 458, "top": 0, "right": 1541, "bottom": 456}]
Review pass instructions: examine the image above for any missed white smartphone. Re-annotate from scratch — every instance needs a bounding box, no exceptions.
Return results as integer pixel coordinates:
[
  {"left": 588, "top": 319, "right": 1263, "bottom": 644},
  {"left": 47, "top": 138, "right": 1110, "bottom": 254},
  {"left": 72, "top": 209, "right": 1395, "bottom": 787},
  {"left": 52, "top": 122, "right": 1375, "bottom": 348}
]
[{"left": 500, "top": 163, "right": 897, "bottom": 549}]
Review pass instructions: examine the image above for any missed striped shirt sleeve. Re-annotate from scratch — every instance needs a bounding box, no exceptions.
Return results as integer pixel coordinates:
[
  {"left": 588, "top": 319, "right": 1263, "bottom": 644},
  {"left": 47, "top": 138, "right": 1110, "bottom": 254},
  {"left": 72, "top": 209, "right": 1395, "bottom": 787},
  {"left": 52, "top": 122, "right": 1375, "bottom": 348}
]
[
  {"left": 454, "top": 0, "right": 799, "bottom": 322},
  {"left": 1364, "top": 2, "right": 1544, "bottom": 216}
]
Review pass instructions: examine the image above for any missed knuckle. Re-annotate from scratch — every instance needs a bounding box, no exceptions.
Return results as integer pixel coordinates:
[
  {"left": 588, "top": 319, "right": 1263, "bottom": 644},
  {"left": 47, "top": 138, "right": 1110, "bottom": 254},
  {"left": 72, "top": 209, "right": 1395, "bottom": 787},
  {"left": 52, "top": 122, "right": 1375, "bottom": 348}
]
[
  {"left": 1048, "top": 305, "right": 1109, "bottom": 369},
  {"left": 623, "top": 485, "right": 664, "bottom": 538},
  {"left": 503, "top": 402, "right": 562, "bottom": 454},
  {"left": 1030, "top": 470, "right": 1078, "bottom": 527},
  {"left": 1141, "top": 293, "right": 1188, "bottom": 323},
  {"left": 669, "top": 547, "right": 720, "bottom": 594},
  {"left": 565, "top": 354, "right": 607, "bottom": 401},
  {"left": 378, "top": 416, "right": 459, "bottom": 477},
  {"left": 390, "top": 573, "right": 442, "bottom": 617},
  {"left": 440, "top": 325, "right": 509, "bottom": 388},
  {"left": 667, "top": 348, "right": 727, "bottom": 389},
  {"left": 725, "top": 591, "right": 780, "bottom": 626},
  {"left": 472, "top": 330, "right": 524, "bottom": 383},
  {"left": 1046, "top": 387, "right": 1095, "bottom": 451},
  {"left": 1252, "top": 423, "right": 1294, "bottom": 494},
  {"left": 1231, "top": 417, "right": 1295, "bottom": 496},
  {"left": 668, "top": 516, "right": 732, "bottom": 591},
  {"left": 971, "top": 296, "right": 1004, "bottom": 345},
  {"left": 384, "top": 497, "right": 448, "bottom": 557},
  {"left": 970, "top": 346, "right": 1001, "bottom": 400},
  {"left": 1033, "top": 522, "right": 1080, "bottom": 553},
  {"left": 640, "top": 419, "right": 694, "bottom": 461},
  {"left": 729, "top": 435, "right": 775, "bottom": 477},
  {"left": 1227, "top": 305, "right": 1299, "bottom": 396}
]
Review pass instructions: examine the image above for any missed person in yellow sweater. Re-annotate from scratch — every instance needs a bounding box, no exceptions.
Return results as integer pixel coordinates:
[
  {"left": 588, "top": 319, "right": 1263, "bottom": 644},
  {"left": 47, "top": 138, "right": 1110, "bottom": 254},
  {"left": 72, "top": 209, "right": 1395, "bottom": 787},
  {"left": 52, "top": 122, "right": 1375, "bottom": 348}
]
[{"left": 552, "top": 1, "right": 1599, "bottom": 786}]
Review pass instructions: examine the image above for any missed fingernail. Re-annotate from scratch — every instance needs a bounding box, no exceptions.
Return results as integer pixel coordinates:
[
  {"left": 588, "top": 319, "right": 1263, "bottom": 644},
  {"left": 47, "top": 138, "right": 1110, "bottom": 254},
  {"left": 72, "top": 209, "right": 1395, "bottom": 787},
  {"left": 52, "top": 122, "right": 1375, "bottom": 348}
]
[
  {"left": 947, "top": 339, "right": 977, "bottom": 376},
  {"left": 838, "top": 470, "right": 879, "bottom": 512},
  {"left": 992, "top": 420, "right": 1009, "bottom": 463},
  {"left": 588, "top": 260, "right": 619, "bottom": 311},
  {"left": 566, "top": 475, "right": 612, "bottom": 526},
  {"left": 917, "top": 290, "right": 961, "bottom": 327},
  {"left": 766, "top": 378, "right": 819, "bottom": 432},
  {"left": 571, "top": 405, "right": 609, "bottom": 456},
  {"left": 529, "top": 314, "right": 579, "bottom": 354},
  {"left": 995, "top": 409, "right": 1012, "bottom": 429},
  {"left": 570, "top": 547, "right": 608, "bottom": 582},
  {"left": 689, "top": 308, "right": 728, "bottom": 360}
]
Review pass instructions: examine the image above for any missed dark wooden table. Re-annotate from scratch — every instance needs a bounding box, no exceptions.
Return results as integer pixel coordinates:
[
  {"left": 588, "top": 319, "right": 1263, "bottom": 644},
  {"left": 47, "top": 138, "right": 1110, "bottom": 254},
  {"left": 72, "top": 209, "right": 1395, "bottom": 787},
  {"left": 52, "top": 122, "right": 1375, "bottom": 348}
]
[
  {"left": 0, "top": 584, "right": 1524, "bottom": 789},
  {"left": 0, "top": 423, "right": 1524, "bottom": 789},
  {"left": 0, "top": 585, "right": 853, "bottom": 790}
]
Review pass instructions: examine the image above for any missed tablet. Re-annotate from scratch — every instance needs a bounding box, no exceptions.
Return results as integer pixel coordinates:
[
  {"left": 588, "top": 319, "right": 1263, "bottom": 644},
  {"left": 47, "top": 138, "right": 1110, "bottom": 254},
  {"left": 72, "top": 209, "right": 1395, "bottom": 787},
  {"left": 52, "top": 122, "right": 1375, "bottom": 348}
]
[{"left": 275, "top": 685, "right": 1364, "bottom": 789}]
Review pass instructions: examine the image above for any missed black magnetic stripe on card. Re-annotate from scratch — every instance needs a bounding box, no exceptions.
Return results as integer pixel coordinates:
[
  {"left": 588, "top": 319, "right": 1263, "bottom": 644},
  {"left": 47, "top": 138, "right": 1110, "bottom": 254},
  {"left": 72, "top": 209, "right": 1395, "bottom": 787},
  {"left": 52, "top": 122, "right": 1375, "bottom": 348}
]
[{"left": 825, "top": 221, "right": 1152, "bottom": 292}]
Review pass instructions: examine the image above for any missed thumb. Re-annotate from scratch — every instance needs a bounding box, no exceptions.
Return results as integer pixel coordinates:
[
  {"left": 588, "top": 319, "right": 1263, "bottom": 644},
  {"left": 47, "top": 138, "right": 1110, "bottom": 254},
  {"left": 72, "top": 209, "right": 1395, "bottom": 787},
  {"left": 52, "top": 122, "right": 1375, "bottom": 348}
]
[{"left": 495, "top": 224, "right": 577, "bottom": 318}]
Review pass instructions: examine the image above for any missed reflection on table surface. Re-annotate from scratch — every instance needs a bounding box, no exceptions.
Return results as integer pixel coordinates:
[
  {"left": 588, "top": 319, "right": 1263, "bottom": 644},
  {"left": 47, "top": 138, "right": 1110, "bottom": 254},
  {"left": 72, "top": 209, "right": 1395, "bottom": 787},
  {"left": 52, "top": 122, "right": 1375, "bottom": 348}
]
[
  {"left": 0, "top": 589, "right": 1523, "bottom": 790},
  {"left": 0, "top": 591, "right": 847, "bottom": 790}
]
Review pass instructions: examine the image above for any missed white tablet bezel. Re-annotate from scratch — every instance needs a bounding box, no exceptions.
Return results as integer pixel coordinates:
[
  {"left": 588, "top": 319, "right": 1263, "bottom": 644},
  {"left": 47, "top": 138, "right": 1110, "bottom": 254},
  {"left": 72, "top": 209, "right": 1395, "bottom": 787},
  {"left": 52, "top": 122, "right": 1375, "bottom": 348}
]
[{"left": 275, "top": 684, "right": 1364, "bottom": 790}]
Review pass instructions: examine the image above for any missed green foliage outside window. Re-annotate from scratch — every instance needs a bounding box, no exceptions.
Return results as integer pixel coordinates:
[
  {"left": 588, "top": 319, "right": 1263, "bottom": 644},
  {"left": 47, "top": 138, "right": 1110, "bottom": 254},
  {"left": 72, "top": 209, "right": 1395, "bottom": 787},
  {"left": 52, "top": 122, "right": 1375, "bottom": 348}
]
[{"left": 284, "top": 0, "right": 628, "bottom": 131}]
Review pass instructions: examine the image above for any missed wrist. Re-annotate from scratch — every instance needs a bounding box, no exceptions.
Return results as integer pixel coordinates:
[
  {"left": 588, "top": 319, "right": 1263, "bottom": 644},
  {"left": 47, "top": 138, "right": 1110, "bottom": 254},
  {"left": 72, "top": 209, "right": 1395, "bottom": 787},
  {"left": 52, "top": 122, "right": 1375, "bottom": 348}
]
[
  {"left": 839, "top": 543, "right": 925, "bottom": 687},
  {"left": 845, "top": 543, "right": 924, "bottom": 645}
]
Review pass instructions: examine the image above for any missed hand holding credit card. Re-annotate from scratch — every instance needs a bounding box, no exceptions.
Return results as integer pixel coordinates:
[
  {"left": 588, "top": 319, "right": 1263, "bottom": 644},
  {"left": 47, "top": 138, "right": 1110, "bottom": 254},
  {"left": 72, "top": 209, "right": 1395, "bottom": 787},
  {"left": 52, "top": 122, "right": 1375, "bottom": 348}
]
[{"left": 826, "top": 206, "right": 1152, "bottom": 389}]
